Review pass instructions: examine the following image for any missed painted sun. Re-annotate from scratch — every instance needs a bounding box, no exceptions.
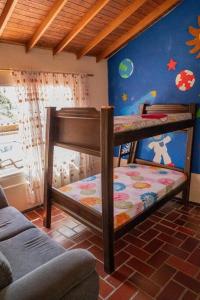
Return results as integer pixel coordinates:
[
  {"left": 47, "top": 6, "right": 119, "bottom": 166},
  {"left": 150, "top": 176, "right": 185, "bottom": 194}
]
[{"left": 186, "top": 16, "right": 200, "bottom": 59}]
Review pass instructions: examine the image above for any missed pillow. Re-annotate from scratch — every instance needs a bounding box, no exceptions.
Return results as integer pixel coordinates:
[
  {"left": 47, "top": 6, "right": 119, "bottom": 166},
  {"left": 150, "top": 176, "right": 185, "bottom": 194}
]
[{"left": 0, "top": 251, "right": 13, "bottom": 289}]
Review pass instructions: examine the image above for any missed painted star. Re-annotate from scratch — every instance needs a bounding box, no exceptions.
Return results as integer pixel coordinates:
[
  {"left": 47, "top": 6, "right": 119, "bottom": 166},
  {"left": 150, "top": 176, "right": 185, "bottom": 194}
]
[
  {"left": 122, "top": 93, "right": 128, "bottom": 101},
  {"left": 167, "top": 58, "right": 177, "bottom": 71}
]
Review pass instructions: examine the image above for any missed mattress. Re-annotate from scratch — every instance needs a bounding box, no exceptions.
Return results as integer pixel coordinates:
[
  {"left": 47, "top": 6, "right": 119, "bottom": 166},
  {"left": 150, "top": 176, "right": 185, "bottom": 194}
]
[
  {"left": 57, "top": 164, "right": 186, "bottom": 229},
  {"left": 114, "top": 113, "right": 192, "bottom": 133}
]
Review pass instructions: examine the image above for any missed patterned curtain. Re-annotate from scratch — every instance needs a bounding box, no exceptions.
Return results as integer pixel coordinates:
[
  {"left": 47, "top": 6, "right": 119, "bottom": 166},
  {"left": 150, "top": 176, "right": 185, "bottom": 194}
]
[{"left": 12, "top": 71, "right": 99, "bottom": 204}]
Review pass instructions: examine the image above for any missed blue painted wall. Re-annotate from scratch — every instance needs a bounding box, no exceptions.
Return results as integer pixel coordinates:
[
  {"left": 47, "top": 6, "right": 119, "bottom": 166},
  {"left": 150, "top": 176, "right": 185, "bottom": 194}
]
[{"left": 108, "top": 0, "right": 200, "bottom": 173}]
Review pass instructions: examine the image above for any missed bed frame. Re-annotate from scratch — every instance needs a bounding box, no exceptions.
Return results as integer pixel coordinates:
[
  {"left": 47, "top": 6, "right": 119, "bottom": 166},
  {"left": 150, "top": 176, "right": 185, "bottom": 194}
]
[{"left": 43, "top": 103, "right": 196, "bottom": 273}]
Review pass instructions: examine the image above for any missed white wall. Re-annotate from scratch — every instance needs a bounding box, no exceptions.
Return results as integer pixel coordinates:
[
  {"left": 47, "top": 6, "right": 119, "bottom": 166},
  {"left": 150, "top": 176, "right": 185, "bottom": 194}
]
[{"left": 0, "top": 43, "right": 108, "bottom": 108}]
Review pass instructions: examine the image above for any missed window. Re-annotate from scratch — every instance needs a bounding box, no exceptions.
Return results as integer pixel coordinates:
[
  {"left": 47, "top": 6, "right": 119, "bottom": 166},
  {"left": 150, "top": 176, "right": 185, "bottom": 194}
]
[{"left": 0, "top": 87, "right": 23, "bottom": 172}]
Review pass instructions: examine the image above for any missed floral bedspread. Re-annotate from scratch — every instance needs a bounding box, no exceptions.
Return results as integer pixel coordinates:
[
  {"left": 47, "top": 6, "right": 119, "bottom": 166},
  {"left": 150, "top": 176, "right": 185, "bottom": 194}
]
[
  {"left": 114, "top": 113, "right": 192, "bottom": 133},
  {"left": 58, "top": 164, "right": 186, "bottom": 229}
]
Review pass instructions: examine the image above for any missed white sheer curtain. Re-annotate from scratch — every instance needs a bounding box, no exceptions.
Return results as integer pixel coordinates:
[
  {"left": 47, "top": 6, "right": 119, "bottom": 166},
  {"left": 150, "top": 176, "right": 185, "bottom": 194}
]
[{"left": 12, "top": 71, "right": 99, "bottom": 205}]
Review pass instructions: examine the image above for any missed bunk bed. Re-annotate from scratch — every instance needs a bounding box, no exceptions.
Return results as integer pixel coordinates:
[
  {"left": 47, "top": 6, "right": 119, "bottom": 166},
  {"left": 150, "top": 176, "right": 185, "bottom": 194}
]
[{"left": 43, "top": 103, "right": 196, "bottom": 273}]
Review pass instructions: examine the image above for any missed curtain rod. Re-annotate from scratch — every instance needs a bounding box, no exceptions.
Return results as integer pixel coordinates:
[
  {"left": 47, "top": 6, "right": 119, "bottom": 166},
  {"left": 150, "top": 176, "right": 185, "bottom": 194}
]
[{"left": 0, "top": 68, "right": 94, "bottom": 77}]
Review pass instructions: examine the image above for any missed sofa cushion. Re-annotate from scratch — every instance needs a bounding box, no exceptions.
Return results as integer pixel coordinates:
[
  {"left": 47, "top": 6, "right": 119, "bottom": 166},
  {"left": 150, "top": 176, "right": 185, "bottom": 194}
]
[
  {"left": 0, "top": 251, "right": 13, "bottom": 289},
  {"left": 0, "top": 228, "right": 65, "bottom": 280},
  {"left": 0, "top": 207, "right": 35, "bottom": 241}
]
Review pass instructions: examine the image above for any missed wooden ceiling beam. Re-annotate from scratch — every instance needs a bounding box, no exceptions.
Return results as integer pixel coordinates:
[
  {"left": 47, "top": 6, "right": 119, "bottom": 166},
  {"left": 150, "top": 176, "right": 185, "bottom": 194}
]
[
  {"left": 27, "top": 0, "right": 68, "bottom": 51},
  {"left": 0, "top": 0, "right": 18, "bottom": 37},
  {"left": 97, "top": 0, "right": 181, "bottom": 62},
  {"left": 53, "top": 0, "right": 110, "bottom": 55},
  {"left": 77, "top": 0, "right": 147, "bottom": 59}
]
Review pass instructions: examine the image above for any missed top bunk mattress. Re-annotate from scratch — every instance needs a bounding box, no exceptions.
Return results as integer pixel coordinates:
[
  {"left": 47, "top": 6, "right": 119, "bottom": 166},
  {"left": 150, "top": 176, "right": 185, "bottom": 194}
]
[{"left": 114, "top": 113, "right": 192, "bottom": 133}]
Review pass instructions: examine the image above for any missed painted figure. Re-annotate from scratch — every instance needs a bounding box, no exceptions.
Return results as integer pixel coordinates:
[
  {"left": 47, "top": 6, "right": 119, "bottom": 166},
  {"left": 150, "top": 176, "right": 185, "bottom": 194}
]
[{"left": 148, "top": 134, "right": 173, "bottom": 166}]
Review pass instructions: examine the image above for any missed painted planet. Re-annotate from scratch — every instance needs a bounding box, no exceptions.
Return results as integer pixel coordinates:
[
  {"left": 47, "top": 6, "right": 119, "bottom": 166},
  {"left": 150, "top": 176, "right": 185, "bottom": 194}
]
[
  {"left": 119, "top": 58, "right": 134, "bottom": 79},
  {"left": 175, "top": 70, "right": 195, "bottom": 91}
]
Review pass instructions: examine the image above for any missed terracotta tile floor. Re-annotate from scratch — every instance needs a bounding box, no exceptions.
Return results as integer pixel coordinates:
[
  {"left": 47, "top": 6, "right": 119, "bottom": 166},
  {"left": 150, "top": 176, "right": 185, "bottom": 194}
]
[{"left": 25, "top": 200, "right": 200, "bottom": 300}]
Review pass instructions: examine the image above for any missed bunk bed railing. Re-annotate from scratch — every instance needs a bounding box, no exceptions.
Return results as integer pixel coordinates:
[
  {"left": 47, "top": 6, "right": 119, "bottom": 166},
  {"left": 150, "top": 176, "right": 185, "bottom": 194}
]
[{"left": 55, "top": 107, "right": 101, "bottom": 156}]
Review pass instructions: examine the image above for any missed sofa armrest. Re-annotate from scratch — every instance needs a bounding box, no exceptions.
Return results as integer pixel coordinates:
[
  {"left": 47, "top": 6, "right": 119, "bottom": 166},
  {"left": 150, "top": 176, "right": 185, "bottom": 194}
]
[
  {"left": 0, "top": 187, "right": 8, "bottom": 209},
  {"left": 0, "top": 249, "right": 99, "bottom": 300}
]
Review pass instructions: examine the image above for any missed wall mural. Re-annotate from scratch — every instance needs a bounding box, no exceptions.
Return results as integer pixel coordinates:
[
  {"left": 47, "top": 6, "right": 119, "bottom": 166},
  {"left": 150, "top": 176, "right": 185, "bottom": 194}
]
[
  {"left": 108, "top": 0, "right": 200, "bottom": 174},
  {"left": 186, "top": 16, "right": 200, "bottom": 59}
]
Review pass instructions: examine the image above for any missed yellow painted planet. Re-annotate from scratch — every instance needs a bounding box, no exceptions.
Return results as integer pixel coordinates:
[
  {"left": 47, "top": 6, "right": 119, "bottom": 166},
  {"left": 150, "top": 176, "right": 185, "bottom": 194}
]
[{"left": 122, "top": 93, "right": 128, "bottom": 101}]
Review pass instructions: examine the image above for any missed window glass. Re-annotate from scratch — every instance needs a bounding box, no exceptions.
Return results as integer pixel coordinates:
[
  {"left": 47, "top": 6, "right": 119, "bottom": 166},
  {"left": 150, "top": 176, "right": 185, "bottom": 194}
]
[{"left": 0, "top": 87, "right": 23, "bottom": 172}]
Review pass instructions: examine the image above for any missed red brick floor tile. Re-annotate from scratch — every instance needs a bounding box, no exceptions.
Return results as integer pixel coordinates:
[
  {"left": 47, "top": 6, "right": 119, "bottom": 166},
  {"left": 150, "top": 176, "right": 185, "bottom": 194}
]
[
  {"left": 147, "top": 250, "right": 169, "bottom": 268},
  {"left": 108, "top": 281, "right": 137, "bottom": 300},
  {"left": 73, "top": 224, "right": 87, "bottom": 233},
  {"left": 188, "top": 248, "right": 200, "bottom": 267},
  {"left": 174, "top": 218, "right": 186, "bottom": 226},
  {"left": 184, "top": 222, "right": 200, "bottom": 234},
  {"left": 107, "top": 265, "right": 133, "bottom": 287},
  {"left": 72, "top": 229, "right": 93, "bottom": 242},
  {"left": 153, "top": 211, "right": 166, "bottom": 218},
  {"left": 61, "top": 218, "right": 79, "bottom": 229},
  {"left": 164, "top": 211, "right": 180, "bottom": 221},
  {"left": 143, "top": 238, "right": 164, "bottom": 253},
  {"left": 177, "top": 225, "right": 195, "bottom": 236},
  {"left": 153, "top": 224, "right": 175, "bottom": 235},
  {"left": 99, "top": 278, "right": 114, "bottom": 299},
  {"left": 57, "top": 225, "right": 75, "bottom": 238},
  {"left": 125, "top": 244, "right": 150, "bottom": 261},
  {"left": 115, "top": 250, "right": 130, "bottom": 268},
  {"left": 157, "top": 232, "right": 182, "bottom": 246},
  {"left": 70, "top": 239, "right": 92, "bottom": 250},
  {"left": 181, "top": 237, "right": 199, "bottom": 252},
  {"left": 127, "top": 257, "right": 155, "bottom": 277},
  {"left": 129, "top": 272, "right": 160, "bottom": 297},
  {"left": 114, "top": 239, "right": 128, "bottom": 253},
  {"left": 156, "top": 280, "right": 184, "bottom": 300},
  {"left": 191, "top": 206, "right": 200, "bottom": 216},
  {"left": 181, "top": 215, "right": 200, "bottom": 225},
  {"left": 34, "top": 207, "right": 44, "bottom": 218},
  {"left": 136, "top": 220, "right": 155, "bottom": 232},
  {"left": 167, "top": 255, "right": 199, "bottom": 277},
  {"left": 174, "top": 271, "right": 200, "bottom": 294},
  {"left": 96, "top": 260, "right": 108, "bottom": 279},
  {"left": 123, "top": 234, "right": 146, "bottom": 247},
  {"left": 162, "top": 243, "right": 189, "bottom": 259},
  {"left": 129, "top": 228, "right": 143, "bottom": 237},
  {"left": 25, "top": 210, "right": 40, "bottom": 220},
  {"left": 132, "top": 291, "right": 153, "bottom": 300},
  {"left": 182, "top": 290, "right": 198, "bottom": 300},
  {"left": 28, "top": 201, "right": 200, "bottom": 300},
  {"left": 139, "top": 229, "right": 159, "bottom": 242},
  {"left": 148, "top": 215, "right": 161, "bottom": 223},
  {"left": 174, "top": 231, "right": 188, "bottom": 241},
  {"left": 51, "top": 233, "right": 75, "bottom": 249},
  {"left": 160, "top": 219, "right": 178, "bottom": 229},
  {"left": 89, "top": 245, "right": 104, "bottom": 262},
  {"left": 51, "top": 213, "right": 67, "bottom": 223},
  {"left": 32, "top": 218, "right": 43, "bottom": 227},
  {"left": 150, "top": 264, "right": 176, "bottom": 286},
  {"left": 89, "top": 235, "right": 103, "bottom": 248}
]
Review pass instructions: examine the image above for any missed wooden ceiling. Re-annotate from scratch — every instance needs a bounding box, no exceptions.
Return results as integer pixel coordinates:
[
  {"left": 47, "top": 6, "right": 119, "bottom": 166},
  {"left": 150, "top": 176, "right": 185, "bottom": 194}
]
[{"left": 0, "top": 0, "right": 181, "bottom": 61}]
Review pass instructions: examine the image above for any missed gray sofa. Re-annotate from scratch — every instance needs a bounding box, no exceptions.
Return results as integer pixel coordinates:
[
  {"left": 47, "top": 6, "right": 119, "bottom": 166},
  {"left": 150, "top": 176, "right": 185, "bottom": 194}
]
[{"left": 0, "top": 187, "right": 99, "bottom": 300}]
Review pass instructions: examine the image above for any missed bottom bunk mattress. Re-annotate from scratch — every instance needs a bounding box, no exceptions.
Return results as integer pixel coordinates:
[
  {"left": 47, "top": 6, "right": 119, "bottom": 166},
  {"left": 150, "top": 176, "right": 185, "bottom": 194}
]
[{"left": 57, "top": 164, "right": 187, "bottom": 229}]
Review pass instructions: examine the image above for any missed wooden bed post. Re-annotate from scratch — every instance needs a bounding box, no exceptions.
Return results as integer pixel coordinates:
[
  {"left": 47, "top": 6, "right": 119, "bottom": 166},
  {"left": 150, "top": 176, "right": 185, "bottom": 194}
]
[
  {"left": 182, "top": 104, "right": 196, "bottom": 207},
  {"left": 101, "top": 106, "right": 114, "bottom": 273},
  {"left": 43, "top": 107, "right": 56, "bottom": 228}
]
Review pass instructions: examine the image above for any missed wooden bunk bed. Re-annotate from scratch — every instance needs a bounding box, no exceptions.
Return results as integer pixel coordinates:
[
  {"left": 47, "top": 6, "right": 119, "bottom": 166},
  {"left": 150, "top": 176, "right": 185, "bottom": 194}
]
[{"left": 43, "top": 103, "right": 196, "bottom": 273}]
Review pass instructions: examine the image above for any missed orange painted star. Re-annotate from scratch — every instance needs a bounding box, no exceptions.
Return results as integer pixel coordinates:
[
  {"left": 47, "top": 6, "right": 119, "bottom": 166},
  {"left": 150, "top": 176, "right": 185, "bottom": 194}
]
[{"left": 167, "top": 58, "right": 177, "bottom": 71}]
